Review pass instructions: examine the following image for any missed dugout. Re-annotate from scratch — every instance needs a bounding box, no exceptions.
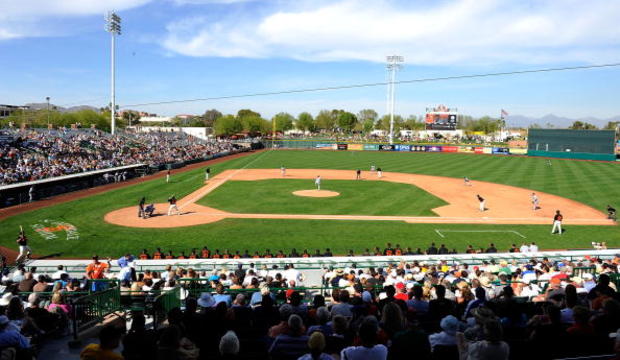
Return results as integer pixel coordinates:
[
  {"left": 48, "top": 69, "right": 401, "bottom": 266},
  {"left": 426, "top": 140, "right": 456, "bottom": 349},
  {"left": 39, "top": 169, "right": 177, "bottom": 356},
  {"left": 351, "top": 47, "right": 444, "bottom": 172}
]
[{"left": 527, "top": 129, "right": 617, "bottom": 161}]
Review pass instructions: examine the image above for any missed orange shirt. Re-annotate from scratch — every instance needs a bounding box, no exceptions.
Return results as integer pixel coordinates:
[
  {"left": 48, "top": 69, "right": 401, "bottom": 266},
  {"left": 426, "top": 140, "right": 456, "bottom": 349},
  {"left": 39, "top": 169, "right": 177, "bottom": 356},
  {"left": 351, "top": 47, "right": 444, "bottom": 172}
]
[
  {"left": 139, "top": 254, "right": 149, "bottom": 260},
  {"left": 86, "top": 262, "right": 109, "bottom": 279},
  {"left": 201, "top": 250, "right": 210, "bottom": 258},
  {"left": 189, "top": 254, "right": 197, "bottom": 259},
  {"left": 212, "top": 254, "right": 221, "bottom": 259},
  {"left": 165, "top": 255, "right": 174, "bottom": 259}
]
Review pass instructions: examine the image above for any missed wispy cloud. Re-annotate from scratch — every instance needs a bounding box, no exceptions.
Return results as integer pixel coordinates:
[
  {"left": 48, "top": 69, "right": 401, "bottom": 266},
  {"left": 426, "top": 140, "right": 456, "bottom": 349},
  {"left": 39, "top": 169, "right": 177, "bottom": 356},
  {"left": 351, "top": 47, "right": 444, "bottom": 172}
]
[
  {"left": 0, "top": 0, "right": 152, "bottom": 39},
  {"left": 162, "top": 0, "right": 620, "bottom": 65}
]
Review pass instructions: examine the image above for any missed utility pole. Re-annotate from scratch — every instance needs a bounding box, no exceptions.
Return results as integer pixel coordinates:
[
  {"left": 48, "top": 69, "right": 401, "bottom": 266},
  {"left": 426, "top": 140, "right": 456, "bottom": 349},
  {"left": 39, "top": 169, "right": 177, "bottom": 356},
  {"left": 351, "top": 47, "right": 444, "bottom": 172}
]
[
  {"left": 45, "top": 96, "right": 50, "bottom": 128},
  {"left": 106, "top": 11, "right": 121, "bottom": 134},
  {"left": 386, "top": 56, "right": 404, "bottom": 144}
]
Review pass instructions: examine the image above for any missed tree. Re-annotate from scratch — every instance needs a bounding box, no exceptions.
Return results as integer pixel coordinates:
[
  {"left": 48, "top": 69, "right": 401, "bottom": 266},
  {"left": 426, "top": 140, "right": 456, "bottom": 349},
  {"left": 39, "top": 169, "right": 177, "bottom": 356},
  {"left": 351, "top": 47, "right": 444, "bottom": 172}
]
[
  {"left": 272, "top": 112, "right": 295, "bottom": 132},
  {"left": 569, "top": 121, "right": 597, "bottom": 130},
  {"left": 362, "top": 119, "right": 375, "bottom": 134},
  {"left": 376, "top": 114, "right": 404, "bottom": 132},
  {"left": 337, "top": 111, "right": 357, "bottom": 132},
  {"left": 403, "top": 115, "right": 425, "bottom": 130},
  {"left": 203, "top": 109, "right": 222, "bottom": 127},
  {"left": 604, "top": 121, "right": 619, "bottom": 130},
  {"left": 357, "top": 109, "right": 378, "bottom": 124},
  {"left": 315, "top": 109, "right": 336, "bottom": 131},
  {"left": 296, "top": 112, "right": 315, "bottom": 132},
  {"left": 237, "top": 109, "right": 261, "bottom": 119},
  {"left": 214, "top": 115, "right": 242, "bottom": 136},
  {"left": 241, "top": 116, "right": 270, "bottom": 136}
]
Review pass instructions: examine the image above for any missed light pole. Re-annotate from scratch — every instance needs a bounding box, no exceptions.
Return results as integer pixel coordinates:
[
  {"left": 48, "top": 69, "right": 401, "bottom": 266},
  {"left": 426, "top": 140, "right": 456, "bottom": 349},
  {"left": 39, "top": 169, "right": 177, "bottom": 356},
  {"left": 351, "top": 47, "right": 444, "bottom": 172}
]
[
  {"left": 45, "top": 96, "right": 50, "bottom": 127},
  {"left": 386, "top": 55, "right": 404, "bottom": 144},
  {"left": 105, "top": 11, "right": 121, "bottom": 135}
]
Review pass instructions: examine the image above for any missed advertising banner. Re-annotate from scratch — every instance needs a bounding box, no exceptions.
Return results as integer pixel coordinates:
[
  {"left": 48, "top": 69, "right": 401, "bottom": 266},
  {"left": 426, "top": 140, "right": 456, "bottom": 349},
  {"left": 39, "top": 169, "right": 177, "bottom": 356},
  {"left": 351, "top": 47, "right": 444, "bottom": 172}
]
[
  {"left": 363, "top": 144, "right": 379, "bottom": 151},
  {"left": 442, "top": 146, "right": 458, "bottom": 153},
  {"left": 395, "top": 144, "right": 411, "bottom": 151},
  {"left": 510, "top": 148, "right": 527, "bottom": 155},
  {"left": 458, "top": 146, "right": 475, "bottom": 153},
  {"left": 348, "top": 144, "right": 364, "bottom": 151},
  {"left": 337, "top": 143, "right": 348, "bottom": 150},
  {"left": 410, "top": 145, "right": 426, "bottom": 152},
  {"left": 482, "top": 147, "right": 493, "bottom": 154},
  {"left": 474, "top": 147, "right": 484, "bottom": 154},
  {"left": 315, "top": 143, "right": 334, "bottom": 150},
  {"left": 379, "top": 144, "right": 396, "bottom": 151},
  {"left": 492, "top": 147, "right": 510, "bottom": 155},
  {"left": 426, "top": 145, "right": 442, "bottom": 152}
]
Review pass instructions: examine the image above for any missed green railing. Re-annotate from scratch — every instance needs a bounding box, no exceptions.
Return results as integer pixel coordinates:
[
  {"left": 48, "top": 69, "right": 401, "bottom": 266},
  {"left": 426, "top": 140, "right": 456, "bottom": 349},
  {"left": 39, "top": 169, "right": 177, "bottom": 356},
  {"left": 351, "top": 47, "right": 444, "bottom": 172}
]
[
  {"left": 572, "top": 266, "right": 596, "bottom": 278},
  {"left": 71, "top": 287, "right": 122, "bottom": 339},
  {"left": 153, "top": 286, "right": 182, "bottom": 328}
]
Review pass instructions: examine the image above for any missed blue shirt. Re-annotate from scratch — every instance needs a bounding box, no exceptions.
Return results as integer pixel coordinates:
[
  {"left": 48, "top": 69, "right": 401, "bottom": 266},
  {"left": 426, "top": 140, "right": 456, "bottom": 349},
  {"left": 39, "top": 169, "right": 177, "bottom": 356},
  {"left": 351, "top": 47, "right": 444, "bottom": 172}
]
[
  {"left": 0, "top": 329, "right": 30, "bottom": 349},
  {"left": 213, "top": 294, "right": 232, "bottom": 307},
  {"left": 117, "top": 255, "right": 135, "bottom": 268}
]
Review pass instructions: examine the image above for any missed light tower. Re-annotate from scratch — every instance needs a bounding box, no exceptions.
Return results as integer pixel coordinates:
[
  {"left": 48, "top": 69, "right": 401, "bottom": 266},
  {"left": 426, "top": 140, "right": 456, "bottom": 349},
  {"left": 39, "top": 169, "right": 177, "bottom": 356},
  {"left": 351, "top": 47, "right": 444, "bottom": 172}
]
[
  {"left": 105, "top": 11, "right": 121, "bottom": 135},
  {"left": 386, "top": 55, "right": 404, "bottom": 144}
]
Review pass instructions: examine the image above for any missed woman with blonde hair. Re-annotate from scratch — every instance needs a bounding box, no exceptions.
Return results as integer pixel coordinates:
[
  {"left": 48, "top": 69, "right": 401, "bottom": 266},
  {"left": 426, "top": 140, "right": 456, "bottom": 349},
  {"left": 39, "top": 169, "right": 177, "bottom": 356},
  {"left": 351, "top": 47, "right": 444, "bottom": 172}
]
[{"left": 47, "top": 292, "right": 71, "bottom": 314}]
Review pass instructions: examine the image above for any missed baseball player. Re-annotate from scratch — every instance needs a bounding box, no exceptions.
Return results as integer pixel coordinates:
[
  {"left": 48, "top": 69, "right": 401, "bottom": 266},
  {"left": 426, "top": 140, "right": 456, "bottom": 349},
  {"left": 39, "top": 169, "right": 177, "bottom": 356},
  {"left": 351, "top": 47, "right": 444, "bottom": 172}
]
[
  {"left": 281, "top": 165, "right": 286, "bottom": 177},
  {"left": 166, "top": 169, "right": 171, "bottom": 183},
  {"left": 138, "top": 197, "right": 146, "bottom": 218},
  {"left": 167, "top": 195, "right": 180, "bottom": 216},
  {"left": 377, "top": 167, "right": 382, "bottom": 178},
  {"left": 464, "top": 177, "right": 471, "bottom": 186},
  {"left": 15, "top": 226, "right": 31, "bottom": 263},
  {"left": 531, "top": 193, "right": 540, "bottom": 210},
  {"left": 551, "top": 210, "right": 563, "bottom": 234},
  {"left": 356, "top": 169, "right": 361, "bottom": 180},
  {"left": 546, "top": 159, "right": 552, "bottom": 167},
  {"left": 205, "top": 167, "right": 211, "bottom": 181},
  {"left": 477, "top": 194, "right": 486, "bottom": 212},
  {"left": 315, "top": 175, "right": 321, "bottom": 191}
]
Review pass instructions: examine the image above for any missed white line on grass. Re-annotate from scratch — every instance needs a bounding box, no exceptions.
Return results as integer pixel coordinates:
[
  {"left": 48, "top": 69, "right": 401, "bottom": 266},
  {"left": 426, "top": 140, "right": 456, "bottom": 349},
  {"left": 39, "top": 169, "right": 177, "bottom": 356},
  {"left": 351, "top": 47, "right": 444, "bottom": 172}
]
[
  {"left": 435, "top": 229, "right": 527, "bottom": 238},
  {"left": 179, "top": 149, "right": 272, "bottom": 210}
]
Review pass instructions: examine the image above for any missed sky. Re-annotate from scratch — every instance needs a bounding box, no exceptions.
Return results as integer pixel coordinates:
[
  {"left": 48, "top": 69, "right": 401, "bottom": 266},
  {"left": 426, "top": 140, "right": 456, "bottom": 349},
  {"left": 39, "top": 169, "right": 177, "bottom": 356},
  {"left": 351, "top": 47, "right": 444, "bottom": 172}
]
[{"left": 0, "top": 0, "right": 619, "bottom": 119}]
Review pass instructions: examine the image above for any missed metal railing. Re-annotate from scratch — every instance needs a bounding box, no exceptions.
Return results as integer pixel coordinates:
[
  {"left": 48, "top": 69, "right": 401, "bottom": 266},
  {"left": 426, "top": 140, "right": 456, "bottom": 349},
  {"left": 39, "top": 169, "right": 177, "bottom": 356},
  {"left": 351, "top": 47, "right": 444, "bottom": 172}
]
[{"left": 70, "top": 287, "right": 122, "bottom": 340}]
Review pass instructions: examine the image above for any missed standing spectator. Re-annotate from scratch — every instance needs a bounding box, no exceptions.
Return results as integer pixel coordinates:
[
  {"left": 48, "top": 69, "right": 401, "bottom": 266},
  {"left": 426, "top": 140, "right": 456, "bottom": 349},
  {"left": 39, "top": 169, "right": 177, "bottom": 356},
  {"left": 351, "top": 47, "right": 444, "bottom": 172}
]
[{"left": 85, "top": 256, "right": 109, "bottom": 292}]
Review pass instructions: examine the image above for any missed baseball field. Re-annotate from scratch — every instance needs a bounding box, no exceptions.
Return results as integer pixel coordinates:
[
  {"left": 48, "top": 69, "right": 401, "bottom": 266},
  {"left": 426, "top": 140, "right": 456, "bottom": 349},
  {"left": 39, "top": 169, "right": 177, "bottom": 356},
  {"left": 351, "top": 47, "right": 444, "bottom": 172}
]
[{"left": 1, "top": 149, "right": 619, "bottom": 258}]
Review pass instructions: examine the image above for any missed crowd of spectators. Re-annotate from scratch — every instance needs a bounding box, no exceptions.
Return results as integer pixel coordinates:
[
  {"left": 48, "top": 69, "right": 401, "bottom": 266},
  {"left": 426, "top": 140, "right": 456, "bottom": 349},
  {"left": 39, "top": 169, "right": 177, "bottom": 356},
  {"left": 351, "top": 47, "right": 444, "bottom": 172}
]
[
  {"left": 0, "top": 248, "right": 620, "bottom": 359},
  {"left": 131, "top": 242, "right": 560, "bottom": 260},
  {"left": 0, "top": 128, "right": 235, "bottom": 185},
  {"left": 70, "top": 250, "right": 620, "bottom": 360}
]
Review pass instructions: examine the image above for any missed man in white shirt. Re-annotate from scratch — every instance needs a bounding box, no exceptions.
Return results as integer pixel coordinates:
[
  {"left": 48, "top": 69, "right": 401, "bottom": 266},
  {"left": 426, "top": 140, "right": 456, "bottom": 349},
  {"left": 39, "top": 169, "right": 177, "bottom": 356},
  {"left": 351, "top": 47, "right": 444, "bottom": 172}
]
[
  {"left": 51, "top": 265, "right": 68, "bottom": 280},
  {"left": 519, "top": 243, "right": 530, "bottom": 253},
  {"left": 529, "top": 242, "right": 539, "bottom": 253}
]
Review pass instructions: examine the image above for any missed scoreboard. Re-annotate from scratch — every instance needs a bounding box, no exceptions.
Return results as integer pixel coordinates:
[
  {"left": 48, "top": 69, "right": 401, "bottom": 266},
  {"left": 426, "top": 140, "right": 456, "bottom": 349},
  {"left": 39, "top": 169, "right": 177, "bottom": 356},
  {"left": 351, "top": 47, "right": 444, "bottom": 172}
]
[{"left": 425, "top": 105, "right": 458, "bottom": 130}]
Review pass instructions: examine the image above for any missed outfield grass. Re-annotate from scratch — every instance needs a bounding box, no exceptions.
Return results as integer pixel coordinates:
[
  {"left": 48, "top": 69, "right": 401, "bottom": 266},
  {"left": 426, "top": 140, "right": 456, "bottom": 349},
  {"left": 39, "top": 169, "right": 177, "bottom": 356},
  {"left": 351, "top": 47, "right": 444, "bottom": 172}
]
[
  {"left": 197, "top": 179, "right": 447, "bottom": 216},
  {"left": 0, "top": 149, "right": 618, "bottom": 258}
]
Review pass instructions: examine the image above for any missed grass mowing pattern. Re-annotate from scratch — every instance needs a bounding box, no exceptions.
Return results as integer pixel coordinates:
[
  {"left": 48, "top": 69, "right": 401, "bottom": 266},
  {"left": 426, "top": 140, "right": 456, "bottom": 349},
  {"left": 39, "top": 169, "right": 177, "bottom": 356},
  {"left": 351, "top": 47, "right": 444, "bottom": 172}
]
[
  {"left": 0, "top": 149, "right": 617, "bottom": 257},
  {"left": 197, "top": 179, "right": 447, "bottom": 216}
]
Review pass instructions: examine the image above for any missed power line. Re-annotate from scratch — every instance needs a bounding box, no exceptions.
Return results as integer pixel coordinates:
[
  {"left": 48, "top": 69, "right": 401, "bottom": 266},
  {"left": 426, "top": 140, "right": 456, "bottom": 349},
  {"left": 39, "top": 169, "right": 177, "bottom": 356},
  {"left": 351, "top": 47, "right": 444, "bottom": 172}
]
[{"left": 120, "top": 62, "right": 620, "bottom": 108}]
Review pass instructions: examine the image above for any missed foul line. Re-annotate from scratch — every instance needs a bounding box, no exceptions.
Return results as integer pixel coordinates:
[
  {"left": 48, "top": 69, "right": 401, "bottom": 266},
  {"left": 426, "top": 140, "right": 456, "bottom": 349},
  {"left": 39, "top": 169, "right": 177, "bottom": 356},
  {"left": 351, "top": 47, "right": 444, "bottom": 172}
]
[
  {"left": 435, "top": 229, "right": 527, "bottom": 238},
  {"left": 179, "top": 149, "right": 272, "bottom": 210}
]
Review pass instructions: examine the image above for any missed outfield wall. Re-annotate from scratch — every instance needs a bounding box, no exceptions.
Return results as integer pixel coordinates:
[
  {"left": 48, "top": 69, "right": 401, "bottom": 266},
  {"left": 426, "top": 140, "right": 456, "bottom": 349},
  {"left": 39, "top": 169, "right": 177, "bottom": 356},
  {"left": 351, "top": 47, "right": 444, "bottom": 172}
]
[
  {"left": 266, "top": 140, "right": 526, "bottom": 157},
  {"left": 527, "top": 129, "right": 617, "bottom": 161}
]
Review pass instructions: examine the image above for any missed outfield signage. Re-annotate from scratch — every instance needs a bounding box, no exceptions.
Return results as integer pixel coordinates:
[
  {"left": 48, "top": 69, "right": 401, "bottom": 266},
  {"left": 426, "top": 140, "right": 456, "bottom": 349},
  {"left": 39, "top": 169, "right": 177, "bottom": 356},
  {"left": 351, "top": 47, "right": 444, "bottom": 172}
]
[
  {"left": 364, "top": 144, "right": 379, "bottom": 151},
  {"left": 337, "top": 143, "right": 348, "bottom": 150},
  {"left": 379, "top": 144, "right": 395, "bottom": 151},
  {"left": 395, "top": 144, "right": 410, "bottom": 151}
]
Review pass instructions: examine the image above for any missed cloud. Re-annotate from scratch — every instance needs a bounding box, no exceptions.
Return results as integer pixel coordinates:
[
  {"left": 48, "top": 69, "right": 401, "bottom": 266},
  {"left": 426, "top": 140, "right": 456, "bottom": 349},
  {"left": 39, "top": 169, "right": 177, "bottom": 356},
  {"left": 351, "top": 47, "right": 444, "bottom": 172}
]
[
  {"left": 162, "top": 0, "right": 620, "bottom": 65},
  {"left": 0, "top": 0, "right": 151, "bottom": 39}
]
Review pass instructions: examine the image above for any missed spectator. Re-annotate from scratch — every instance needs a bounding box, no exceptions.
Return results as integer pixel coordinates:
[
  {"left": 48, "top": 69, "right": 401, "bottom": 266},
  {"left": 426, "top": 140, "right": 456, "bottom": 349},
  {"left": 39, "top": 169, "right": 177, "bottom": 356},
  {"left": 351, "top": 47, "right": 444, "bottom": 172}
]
[
  {"left": 269, "top": 314, "right": 310, "bottom": 360},
  {"left": 299, "top": 331, "right": 332, "bottom": 360},
  {"left": 457, "top": 319, "right": 509, "bottom": 360},
  {"left": 340, "top": 319, "right": 387, "bottom": 360},
  {"left": 429, "top": 315, "right": 459, "bottom": 351},
  {"left": 80, "top": 325, "right": 123, "bottom": 360},
  {"left": 219, "top": 330, "right": 240, "bottom": 360}
]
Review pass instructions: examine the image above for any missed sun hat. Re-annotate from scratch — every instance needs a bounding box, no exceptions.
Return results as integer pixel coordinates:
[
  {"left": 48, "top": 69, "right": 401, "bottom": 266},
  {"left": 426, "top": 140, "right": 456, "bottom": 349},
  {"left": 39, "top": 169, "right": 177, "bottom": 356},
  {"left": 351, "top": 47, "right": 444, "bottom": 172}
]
[
  {"left": 197, "top": 292, "right": 215, "bottom": 307},
  {"left": 0, "top": 293, "right": 14, "bottom": 306}
]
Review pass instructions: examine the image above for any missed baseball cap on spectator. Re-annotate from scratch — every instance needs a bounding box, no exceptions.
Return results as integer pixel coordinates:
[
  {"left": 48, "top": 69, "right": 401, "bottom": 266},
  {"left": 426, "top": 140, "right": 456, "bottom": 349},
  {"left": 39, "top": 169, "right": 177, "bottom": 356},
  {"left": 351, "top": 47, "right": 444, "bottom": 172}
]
[
  {"left": 395, "top": 282, "right": 405, "bottom": 290},
  {"left": 413, "top": 273, "right": 425, "bottom": 282},
  {"left": 208, "top": 275, "right": 219, "bottom": 281},
  {"left": 362, "top": 291, "right": 373, "bottom": 303},
  {"left": 406, "top": 282, "right": 414, "bottom": 290},
  {"left": 197, "top": 293, "right": 215, "bottom": 307}
]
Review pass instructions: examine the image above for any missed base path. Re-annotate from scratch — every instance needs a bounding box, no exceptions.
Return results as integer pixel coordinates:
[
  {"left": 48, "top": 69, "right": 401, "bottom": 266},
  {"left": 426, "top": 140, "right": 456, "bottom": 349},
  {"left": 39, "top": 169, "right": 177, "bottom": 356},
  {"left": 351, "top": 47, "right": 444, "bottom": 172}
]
[{"left": 104, "top": 169, "right": 613, "bottom": 228}]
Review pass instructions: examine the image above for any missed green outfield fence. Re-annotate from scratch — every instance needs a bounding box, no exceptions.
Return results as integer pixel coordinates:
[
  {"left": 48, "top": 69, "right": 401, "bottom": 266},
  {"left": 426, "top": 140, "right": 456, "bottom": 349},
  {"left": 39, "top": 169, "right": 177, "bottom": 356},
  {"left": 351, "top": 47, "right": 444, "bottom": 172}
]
[{"left": 527, "top": 129, "right": 617, "bottom": 161}]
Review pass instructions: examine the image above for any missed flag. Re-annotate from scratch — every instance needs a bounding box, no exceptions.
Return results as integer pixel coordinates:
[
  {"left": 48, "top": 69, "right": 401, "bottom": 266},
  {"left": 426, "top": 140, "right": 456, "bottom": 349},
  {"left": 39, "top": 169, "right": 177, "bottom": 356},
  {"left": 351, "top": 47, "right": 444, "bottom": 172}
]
[{"left": 501, "top": 109, "right": 509, "bottom": 118}]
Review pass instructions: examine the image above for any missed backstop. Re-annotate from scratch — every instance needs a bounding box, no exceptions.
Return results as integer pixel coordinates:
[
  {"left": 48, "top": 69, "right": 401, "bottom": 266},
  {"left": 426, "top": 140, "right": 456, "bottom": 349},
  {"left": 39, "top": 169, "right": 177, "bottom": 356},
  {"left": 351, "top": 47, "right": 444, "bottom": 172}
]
[{"left": 527, "top": 129, "right": 617, "bottom": 161}]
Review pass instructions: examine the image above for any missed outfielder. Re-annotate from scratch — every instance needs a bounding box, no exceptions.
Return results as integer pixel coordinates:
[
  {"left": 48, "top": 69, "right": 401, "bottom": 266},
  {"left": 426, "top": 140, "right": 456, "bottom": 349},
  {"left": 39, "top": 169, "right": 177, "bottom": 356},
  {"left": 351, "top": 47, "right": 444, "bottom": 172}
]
[
  {"left": 477, "top": 194, "right": 486, "bottom": 212},
  {"left": 166, "top": 169, "right": 171, "bottom": 183},
  {"left": 315, "top": 176, "right": 321, "bottom": 191},
  {"left": 205, "top": 167, "right": 210, "bottom": 181},
  {"left": 551, "top": 210, "right": 563, "bottom": 235},
  {"left": 281, "top": 165, "right": 286, "bottom": 177},
  {"left": 167, "top": 195, "right": 180, "bottom": 216},
  {"left": 356, "top": 169, "right": 361, "bottom": 180}
]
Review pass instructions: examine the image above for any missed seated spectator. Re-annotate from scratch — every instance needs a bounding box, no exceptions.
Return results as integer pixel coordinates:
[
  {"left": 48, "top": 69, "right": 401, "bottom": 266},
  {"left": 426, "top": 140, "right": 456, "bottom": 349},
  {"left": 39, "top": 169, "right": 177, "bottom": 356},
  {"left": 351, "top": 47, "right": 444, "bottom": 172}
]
[
  {"left": 17, "top": 272, "right": 36, "bottom": 293},
  {"left": 219, "top": 330, "right": 240, "bottom": 360},
  {"left": 299, "top": 332, "right": 332, "bottom": 360},
  {"left": 47, "top": 293, "right": 71, "bottom": 315},
  {"left": 307, "top": 307, "right": 332, "bottom": 336},
  {"left": 457, "top": 319, "right": 509, "bottom": 360},
  {"left": 429, "top": 315, "right": 459, "bottom": 351},
  {"left": 213, "top": 284, "right": 232, "bottom": 307},
  {"left": 122, "top": 311, "right": 156, "bottom": 360},
  {"left": 33, "top": 275, "right": 49, "bottom": 292},
  {"left": 340, "top": 319, "right": 387, "bottom": 360},
  {"left": 80, "top": 325, "right": 123, "bottom": 360},
  {"left": 331, "top": 290, "right": 353, "bottom": 318},
  {"left": 269, "top": 314, "right": 309, "bottom": 360}
]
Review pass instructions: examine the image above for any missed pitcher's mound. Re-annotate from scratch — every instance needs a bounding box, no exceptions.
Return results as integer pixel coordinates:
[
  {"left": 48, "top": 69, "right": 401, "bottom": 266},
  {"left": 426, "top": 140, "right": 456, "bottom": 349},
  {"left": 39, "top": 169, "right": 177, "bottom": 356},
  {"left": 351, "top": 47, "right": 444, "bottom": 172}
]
[{"left": 293, "top": 190, "right": 340, "bottom": 198}]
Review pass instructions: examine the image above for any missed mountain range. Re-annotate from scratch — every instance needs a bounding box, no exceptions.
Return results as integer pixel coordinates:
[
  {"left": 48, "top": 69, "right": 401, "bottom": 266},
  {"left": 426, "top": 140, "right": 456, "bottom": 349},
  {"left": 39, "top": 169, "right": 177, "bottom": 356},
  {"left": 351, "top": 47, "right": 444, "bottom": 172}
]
[
  {"left": 505, "top": 114, "right": 620, "bottom": 129},
  {"left": 23, "top": 103, "right": 100, "bottom": 113}
]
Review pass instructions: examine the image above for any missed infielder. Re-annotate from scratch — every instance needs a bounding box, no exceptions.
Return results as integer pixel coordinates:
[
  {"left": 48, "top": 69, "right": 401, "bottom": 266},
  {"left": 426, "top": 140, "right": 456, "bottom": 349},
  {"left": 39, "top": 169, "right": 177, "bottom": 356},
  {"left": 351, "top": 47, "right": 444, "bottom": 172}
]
[
  {"left": 477, "top": 194, "right": 486, "bottom": 212},
  {"left": 167, "top": 195, "right": 180, "bottom": 216},
  {"left": 205, "top": 167, "right": 211, "bottom": 181},
  {"left": 551, "top": 210, "right": 563, "bottom": 235},
  {"left": 138, "top": 197, "right": 146, "bottom": 218},
  {"left": 281, "top": 165, "right": 286, "bottom": 177},
  {"left": 166, "top": 169, "right": 171, "bottom": 183},
  {"left": 464, "top": 177, "right": 471, "bottom": 186},
  {"left": 531, "top": 193, "right": 540, "bottom": 210},
  {"left": 377, "top": 167, "right": 383, "bottom": 178},
  {"left": 16, "top": 226, "right": 31, "bottom": 263},
  {"left": 315, "top": 175, "right": 321, "bottom": 191},
  {"left": 356, "top": 169, "right": 361, "bottom": 180}
]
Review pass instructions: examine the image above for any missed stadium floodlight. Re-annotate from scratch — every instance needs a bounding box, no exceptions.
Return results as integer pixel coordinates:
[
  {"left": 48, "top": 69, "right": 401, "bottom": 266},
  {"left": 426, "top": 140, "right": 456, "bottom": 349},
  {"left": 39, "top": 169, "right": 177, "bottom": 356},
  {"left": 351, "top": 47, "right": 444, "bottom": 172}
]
[
  {"left": 105, "top": 11, "right": 121, "bottom": 135},
  {"left": 386, "top": 56, "right": 404, "bottom": 144},
  {"left": 45, "top": 96, "right": 50, "bottom": 127}
]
